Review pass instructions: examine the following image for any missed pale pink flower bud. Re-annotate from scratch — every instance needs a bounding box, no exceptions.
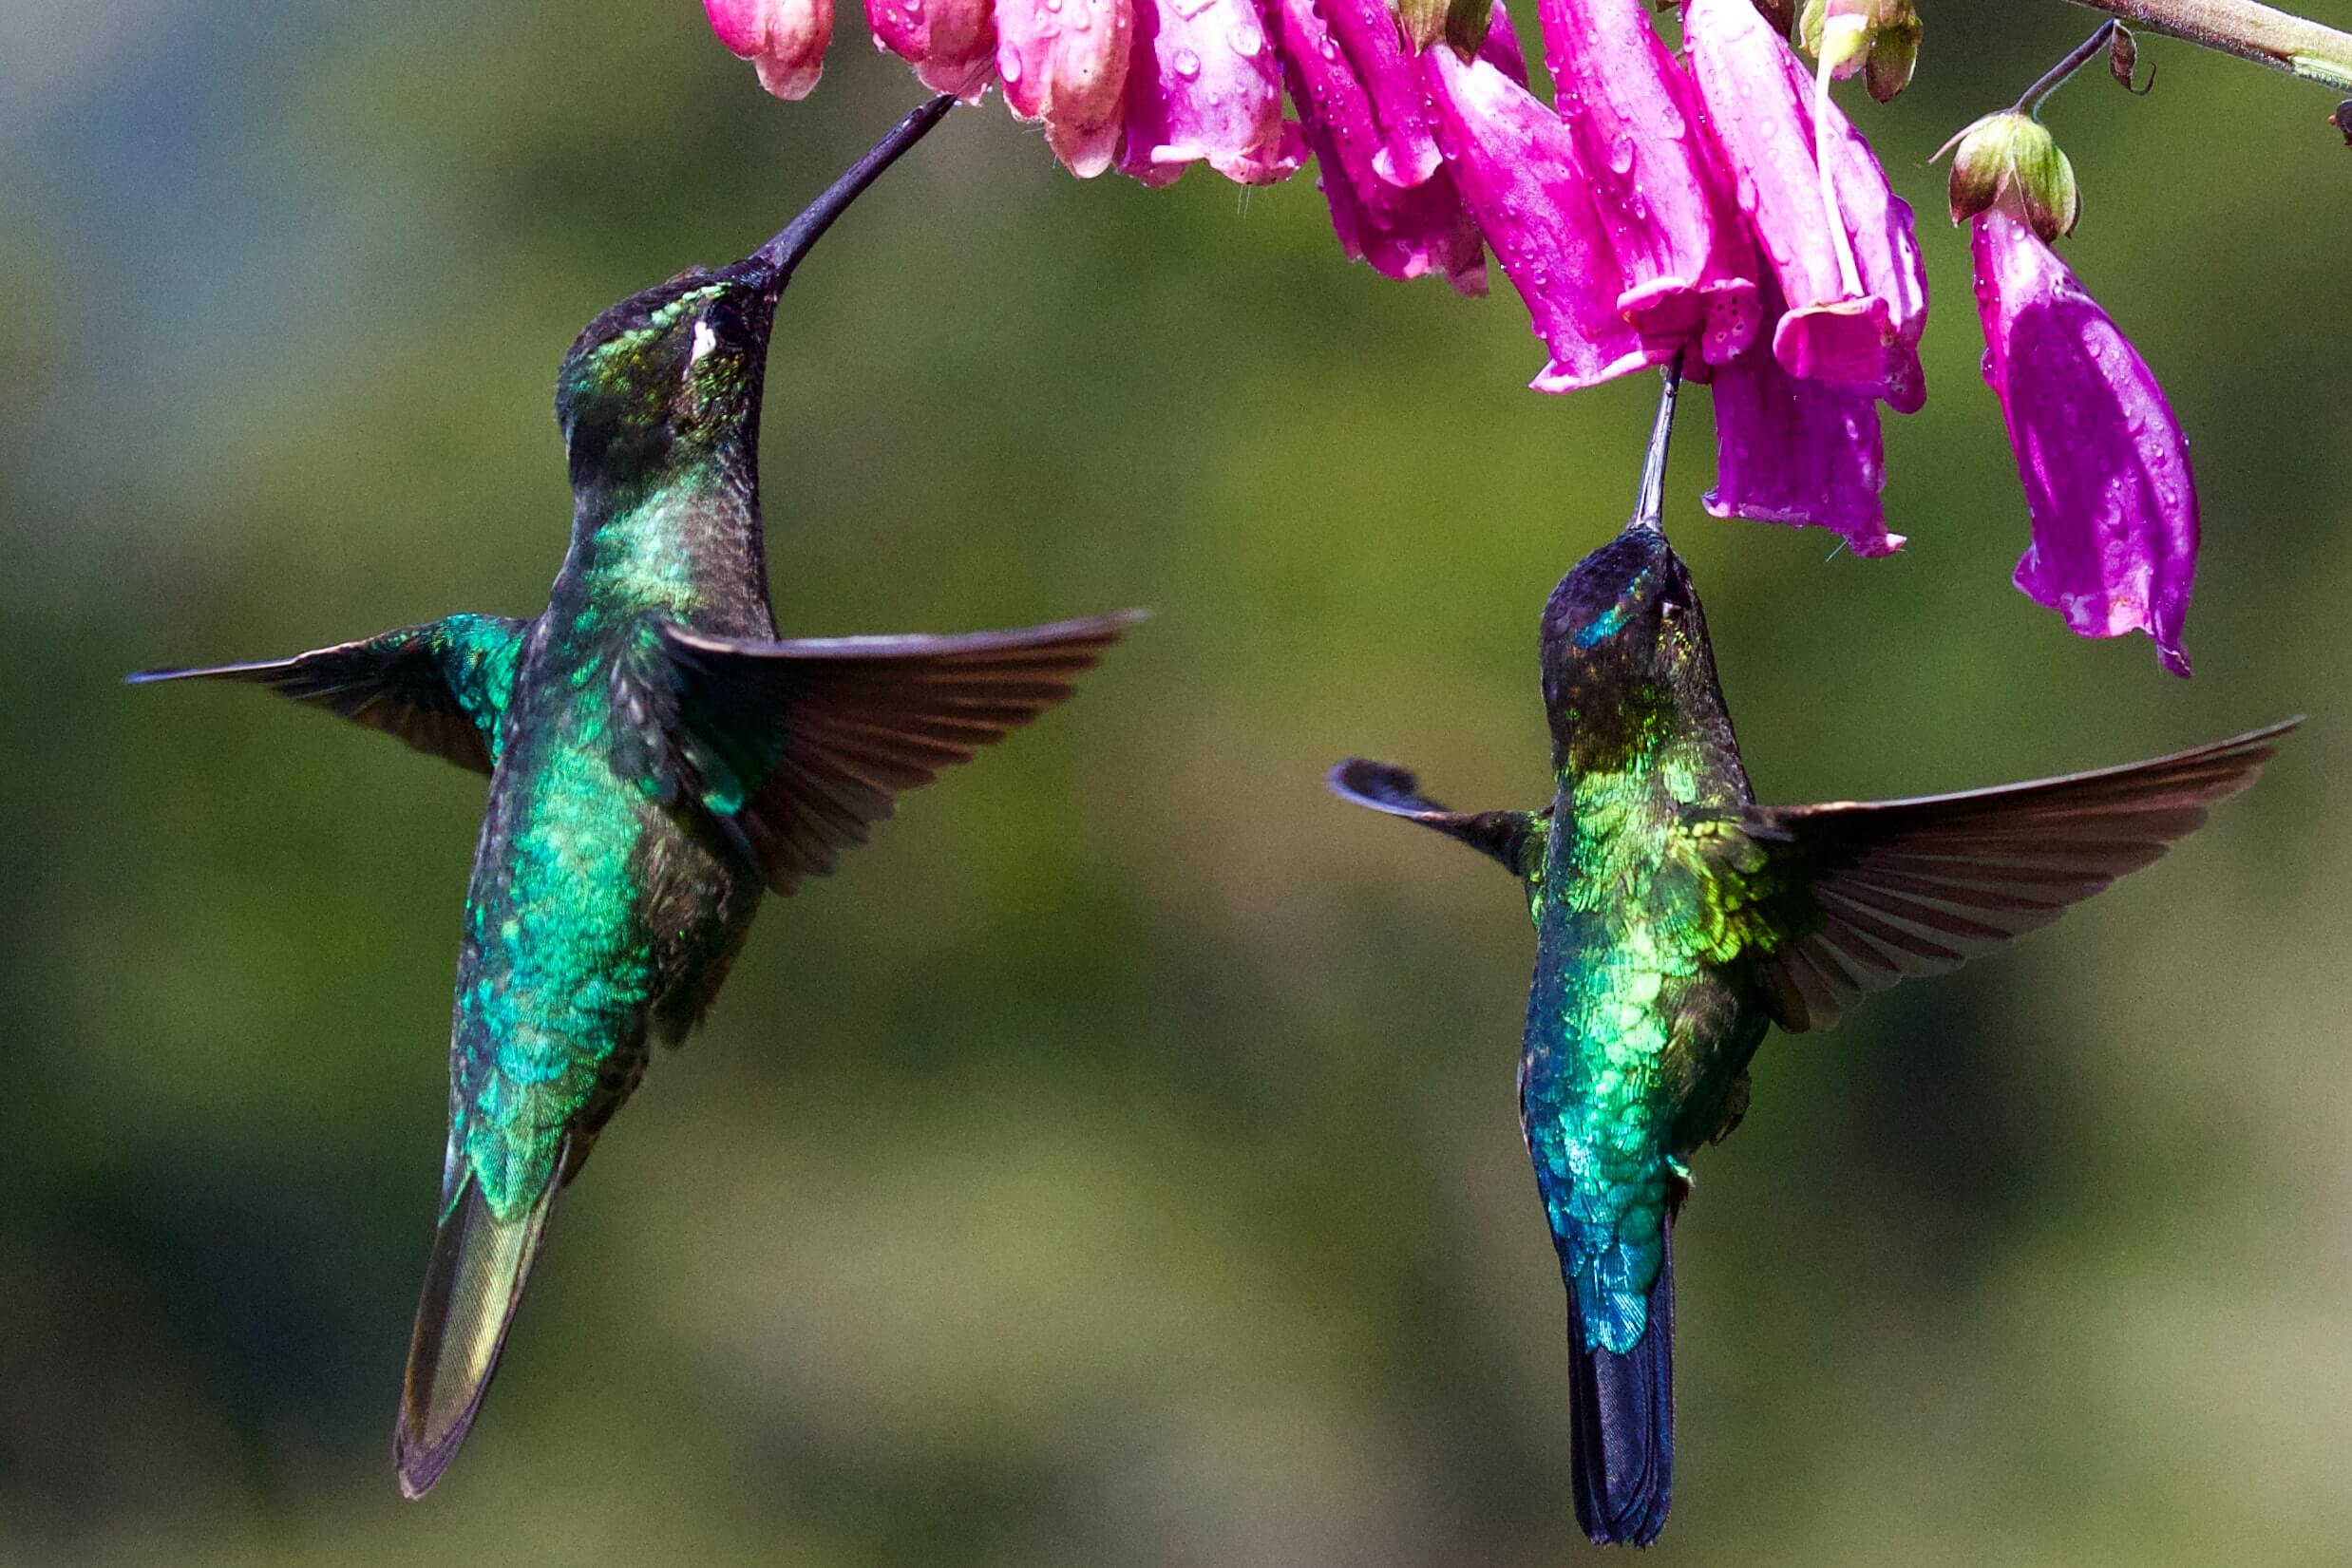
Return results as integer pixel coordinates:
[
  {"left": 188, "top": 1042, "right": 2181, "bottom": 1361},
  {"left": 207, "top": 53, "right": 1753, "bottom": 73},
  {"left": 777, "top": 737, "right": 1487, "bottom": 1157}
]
[
  {"left": 866, "top": 0, "right": 997, "bottom": 102},
  {"left": 705, "top": 0, "right": 834, "bottom": 101},
  {"left": 996, "top": 0, "right": 1135, "bottom": 178}
]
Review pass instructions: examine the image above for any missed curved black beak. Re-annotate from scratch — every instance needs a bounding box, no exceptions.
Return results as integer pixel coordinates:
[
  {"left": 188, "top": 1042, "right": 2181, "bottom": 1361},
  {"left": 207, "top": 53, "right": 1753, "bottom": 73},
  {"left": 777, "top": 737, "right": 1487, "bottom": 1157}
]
[{"left": 746, "top": 94, "right": 958, "bottom": 298}]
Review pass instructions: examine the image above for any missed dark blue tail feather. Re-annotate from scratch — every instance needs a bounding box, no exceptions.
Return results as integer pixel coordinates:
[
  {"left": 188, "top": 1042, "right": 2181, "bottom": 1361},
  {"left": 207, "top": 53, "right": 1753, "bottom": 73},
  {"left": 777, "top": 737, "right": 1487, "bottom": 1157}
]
[{"left": 1567, "top": 1215, "right": 1675, "bottom": 1547}]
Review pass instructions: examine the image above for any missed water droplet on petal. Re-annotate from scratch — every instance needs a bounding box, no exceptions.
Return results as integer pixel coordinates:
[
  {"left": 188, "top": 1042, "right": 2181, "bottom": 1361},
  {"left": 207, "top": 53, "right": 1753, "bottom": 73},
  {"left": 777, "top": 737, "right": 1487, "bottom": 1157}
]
[
  {"left": 1606, "top": 133, "right": 1635, "bottom": 176},
  {"left": 1228, "top": 20, "right": 1261, "bottom": 55},
  {"left": 1172, "top": 46, "right": 1202, "bottom": 78}
]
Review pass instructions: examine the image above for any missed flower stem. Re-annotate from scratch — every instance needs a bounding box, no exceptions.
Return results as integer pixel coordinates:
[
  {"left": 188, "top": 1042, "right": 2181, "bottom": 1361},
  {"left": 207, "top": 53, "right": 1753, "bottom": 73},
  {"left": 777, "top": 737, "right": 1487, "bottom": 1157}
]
[
  {"left": 2066, "top": 0, "right": 2352, "bottom": 93},
  {"left": 2016, "top": 20, "right": 2124, "bottom": 114},
  {"left": 1812, "top": 42, "right": 1865, "bottom": 299}
]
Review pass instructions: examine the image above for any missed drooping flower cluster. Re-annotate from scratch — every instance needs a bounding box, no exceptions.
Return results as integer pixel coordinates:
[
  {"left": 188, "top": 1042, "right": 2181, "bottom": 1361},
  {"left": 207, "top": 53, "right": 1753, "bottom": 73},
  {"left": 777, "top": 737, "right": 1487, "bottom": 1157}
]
[
  {"left": 706, "top": 0, "right": 1297, "bottom": 182},
  {"left": 705, "top": 0, "right": 2206, "bottom": 671}
]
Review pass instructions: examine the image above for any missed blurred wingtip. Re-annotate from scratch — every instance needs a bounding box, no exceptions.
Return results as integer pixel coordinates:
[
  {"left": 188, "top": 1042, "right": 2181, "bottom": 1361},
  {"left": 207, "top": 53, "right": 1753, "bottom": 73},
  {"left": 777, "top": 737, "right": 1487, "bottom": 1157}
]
[{"left": 1327, "top": 758, "right": 1428, "bottom": 811}]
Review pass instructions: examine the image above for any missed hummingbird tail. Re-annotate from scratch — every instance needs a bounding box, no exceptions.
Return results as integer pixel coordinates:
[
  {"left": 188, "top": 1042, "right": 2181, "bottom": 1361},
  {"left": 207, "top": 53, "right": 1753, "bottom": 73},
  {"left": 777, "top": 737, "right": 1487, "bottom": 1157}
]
[
  {"left": 1567, "top": 1210, "right": 1675, "bottom": 1547},
  {"left": 393, "top": 1154, "right": 564, "bottom": 1499}
]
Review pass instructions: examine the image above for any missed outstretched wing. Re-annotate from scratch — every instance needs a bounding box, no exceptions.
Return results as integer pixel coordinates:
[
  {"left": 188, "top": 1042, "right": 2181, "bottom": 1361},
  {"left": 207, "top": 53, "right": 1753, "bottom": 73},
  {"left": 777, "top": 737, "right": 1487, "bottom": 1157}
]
[
  {"left": 657, "top": 611, "right": 1143, "bottom": 896},
  {"left": 128, "top": 614, "right": 530, "bottom": 775},
  {"left": 1705, "top": 720, "right": 2298, "bottom": 1031},
  {"left": 1326, "top": 758, "right": 1546, "bottom": 874}
]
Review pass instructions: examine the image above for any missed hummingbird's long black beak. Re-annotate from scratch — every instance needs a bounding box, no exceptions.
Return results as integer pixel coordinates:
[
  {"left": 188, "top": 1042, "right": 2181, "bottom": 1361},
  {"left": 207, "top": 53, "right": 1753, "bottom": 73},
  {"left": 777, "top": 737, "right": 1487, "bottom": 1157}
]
[
  {"left": 747, "top": 94, "right": 958, "bottom": 298},
  {"left": 1629, "top": 358, "right": 1682, "bottom": 538}
]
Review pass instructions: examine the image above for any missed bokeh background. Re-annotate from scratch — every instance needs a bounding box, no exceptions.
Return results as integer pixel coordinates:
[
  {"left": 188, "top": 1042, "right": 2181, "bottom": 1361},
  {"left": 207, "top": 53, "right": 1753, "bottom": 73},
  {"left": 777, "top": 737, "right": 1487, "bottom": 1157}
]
[{"left": 6, "top": 3, "right": 2350, "bottom": 1562}]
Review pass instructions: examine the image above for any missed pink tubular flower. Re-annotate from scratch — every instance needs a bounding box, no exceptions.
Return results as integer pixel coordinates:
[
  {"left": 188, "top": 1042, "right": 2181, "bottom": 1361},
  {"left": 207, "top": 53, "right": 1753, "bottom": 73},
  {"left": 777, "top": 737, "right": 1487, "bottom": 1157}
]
[
  {"left": 1319, "top": 0, "right": 1444, "bottom": 190},
  {"left": 1705, "top": 297, "right": 1896, "bottom": 555},
  {"left": 1972, "top": 208, "right": 2196, "bottom": 675},
  {"left": 706, "top": 0, "right": 835, "bottom": 100},
  {"left": 1273, "top": 0, "right": 1487, "bottom": 293},
  {"left": 1536, "top": 0, "right": 1760, "bottom": 365},
  {"left": 1420, "top": 35, "right": 1662, "bottom": 391},
  {"left": 865, "top": 0, "right": 996, "bottom": 101},
  {"left": 1682, "top": 0, "right": 1927, "bottom": 411},
  {"left": 1119, "top": 0, "right": 1299, "bottom": 187},
  {"left": 996, "top": 0, "right": 1134, "bottom": 178}
]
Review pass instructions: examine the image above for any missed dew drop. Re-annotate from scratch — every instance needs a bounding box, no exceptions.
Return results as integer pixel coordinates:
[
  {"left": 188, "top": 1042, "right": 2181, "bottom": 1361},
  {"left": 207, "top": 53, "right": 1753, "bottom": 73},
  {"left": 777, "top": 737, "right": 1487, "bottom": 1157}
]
[
  {"left": 1606, "top": 133, "right": 1635, "bottom": 176},
  {"left": 1228, "top": 19, "right": 1262, "bottom": 55},
  {"left": 1173, "top": 46, "right": 1202, "bottom": 78}
]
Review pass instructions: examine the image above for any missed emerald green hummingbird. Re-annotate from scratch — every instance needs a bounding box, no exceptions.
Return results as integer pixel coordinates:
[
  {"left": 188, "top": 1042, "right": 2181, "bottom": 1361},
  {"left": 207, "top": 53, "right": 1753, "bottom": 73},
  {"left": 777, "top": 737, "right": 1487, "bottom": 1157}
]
[
  {"left": 1327, "top": 368, "right": 2295, "bottom": 1546},
  {"left": 133, "top": 97, "right": 1139, "bottom": 1497}
]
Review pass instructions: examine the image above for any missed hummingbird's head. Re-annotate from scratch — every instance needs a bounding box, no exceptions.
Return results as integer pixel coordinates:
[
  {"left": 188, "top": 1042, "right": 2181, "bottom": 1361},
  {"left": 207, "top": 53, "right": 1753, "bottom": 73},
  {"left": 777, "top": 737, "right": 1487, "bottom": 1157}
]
[
  {"left": 551, "top": 95, "right": 958, "bottom": 490},
  {"left": 1538, "top": 522, "right": 1710, "bottom": 761},
  {"left": 554, "top": 263, "right": 780, "bottom": 482}
]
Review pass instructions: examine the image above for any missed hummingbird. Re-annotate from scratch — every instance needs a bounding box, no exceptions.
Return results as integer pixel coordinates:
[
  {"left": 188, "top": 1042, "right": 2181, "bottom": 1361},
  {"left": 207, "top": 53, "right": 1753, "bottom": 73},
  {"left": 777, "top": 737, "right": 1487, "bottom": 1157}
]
[
  {"left": 1327, "top": 367, "right": 2295, "bottom": 1547},
  {"left": 133, "top": 96, "right": 1140, "bottom": 1498}
]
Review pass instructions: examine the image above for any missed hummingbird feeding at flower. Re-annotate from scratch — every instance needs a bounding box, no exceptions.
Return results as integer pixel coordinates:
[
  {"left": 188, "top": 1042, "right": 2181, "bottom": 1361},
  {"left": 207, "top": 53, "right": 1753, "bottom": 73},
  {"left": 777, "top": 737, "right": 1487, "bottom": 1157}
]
[
  {"left": 132, "top": 96, "right": 1140, "bottom": 1498},
  {"left": 1327, "top": 366, "right": 2294, "bottom": 1547}
]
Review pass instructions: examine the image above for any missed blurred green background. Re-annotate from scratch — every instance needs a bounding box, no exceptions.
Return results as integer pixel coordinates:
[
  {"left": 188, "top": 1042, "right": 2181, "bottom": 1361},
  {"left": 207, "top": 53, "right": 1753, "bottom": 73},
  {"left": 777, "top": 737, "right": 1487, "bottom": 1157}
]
[{"left": 5, "top": 3, "right": 2349, "bottom": 1563}]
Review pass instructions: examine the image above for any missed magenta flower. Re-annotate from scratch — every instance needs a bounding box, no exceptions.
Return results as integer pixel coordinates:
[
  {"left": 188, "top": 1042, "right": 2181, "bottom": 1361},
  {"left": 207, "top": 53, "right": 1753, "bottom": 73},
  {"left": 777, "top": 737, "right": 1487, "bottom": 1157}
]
[
  {"left": 996, "top": 0, "right": 1134, "bottom": 178},
  {"left": 1704, "top": 282, "right": 1896, "bottom": 556},
  {"left": 1321, "top": 0, "right": 1445, "bottom": 191},
  {"left": 866, "top": 0, "right": 996, "bottom": 101},
  {"left": 1120, "top": 0, "right": 1299, "bottom": 187},
  {"left": 1535, "top": 0, "right": 1760, "bottom": 365},
  {"left": 1273, "top": 0, "right": 1488, "bottom": 293},
  {"left": 1682, "top": 0, "right": 1927, "bottom": 411},
  {"left": 706, "top": 0, "right": 835, "bottom": 100},
  {"left": 1972, "top": 207, "right": 2196, "bottom": 675},
  {"left": 1421, "top": 37, "right": 1665, "bottom": 389}
]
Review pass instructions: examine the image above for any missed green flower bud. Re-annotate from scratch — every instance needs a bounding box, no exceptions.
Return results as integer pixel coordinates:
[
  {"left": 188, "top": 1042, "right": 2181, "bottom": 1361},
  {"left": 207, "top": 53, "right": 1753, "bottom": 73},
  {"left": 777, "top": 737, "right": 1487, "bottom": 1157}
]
[
  {"left": 1393, "top": 0, "right": 1491, "bottom": 55},
  {"left": 1864, "top": 3, "right": 1921, "bottom": 100},
  {"left": 1394, "top": 0, "right": 1448, "bottom": 50},
  {"left": 1799, "top": 0, "right": 1918, "bottom": 97},
  {"left": 1941, "top": 109, "right": 2079, "bottom": 241}
]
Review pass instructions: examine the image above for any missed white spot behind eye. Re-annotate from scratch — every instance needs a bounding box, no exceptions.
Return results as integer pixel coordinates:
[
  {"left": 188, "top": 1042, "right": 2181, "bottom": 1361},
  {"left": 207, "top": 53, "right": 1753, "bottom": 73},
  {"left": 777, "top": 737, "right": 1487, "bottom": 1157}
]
[{"left": 690, "top": 320, "right": 718, "bottom": 363}]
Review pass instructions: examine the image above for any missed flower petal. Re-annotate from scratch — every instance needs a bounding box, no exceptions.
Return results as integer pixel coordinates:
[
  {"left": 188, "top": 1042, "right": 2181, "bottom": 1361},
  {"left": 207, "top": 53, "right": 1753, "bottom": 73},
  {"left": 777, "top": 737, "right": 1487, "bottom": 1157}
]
[
  {"left": 1119, "top": 0, "right": 1296, "bottom": 186},
  {"left": 1274, "top": 0, "right": 1486, "bottom": 292},
  {"left": 1972, "top": 209, "right": 2196, "bottom": 675},
  {"left": 1537, "top": 0, "right": 1760, "bottom": 363},
  {"left": 1320, "top": 0, "right": 1446, "bottom": 189},
  {"left": 706, "top": 0, "right": 834, "bottom": 100},
  {"left": 1421, "top": 42, "right": 1660, "bottom": 391},
  {"left": 867, "top": 0, "right": 997, "bottom": 101},
  {"left": 1682, "top": 0, "right": 1926, "bottom": 407},
  {"left": 1705, "top": 336, "right": 1896, "bottom": 556},
  {"left": 997, "top": 0, "right": 1134, "bottom": 177}
]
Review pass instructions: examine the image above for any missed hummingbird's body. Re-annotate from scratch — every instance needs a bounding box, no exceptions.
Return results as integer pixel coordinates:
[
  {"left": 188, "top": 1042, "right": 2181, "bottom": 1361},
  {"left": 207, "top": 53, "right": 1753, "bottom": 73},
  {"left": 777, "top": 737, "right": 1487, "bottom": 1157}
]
[
  {"left": 136, "top": 99, "right": 1138, "bottom": 1497},
  {"left": 1331, "top": 371, "right": 2293, "bottom": 1547}
]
